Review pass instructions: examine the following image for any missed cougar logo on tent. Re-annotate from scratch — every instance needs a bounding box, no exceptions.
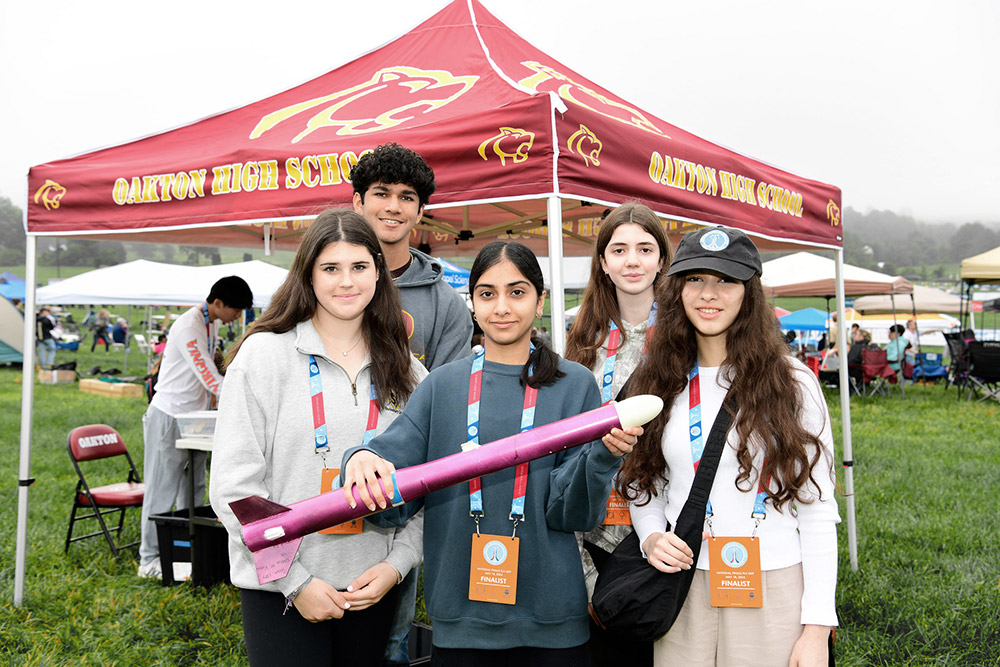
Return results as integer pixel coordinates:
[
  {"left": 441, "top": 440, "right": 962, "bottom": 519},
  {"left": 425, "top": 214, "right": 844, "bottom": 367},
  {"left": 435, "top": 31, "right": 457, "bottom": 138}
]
[
  {"left": 478, "top": 127, "right": 534, "bottom": 166},
  {"left": 34, "top": 180, "right": 67, "bottom": 211},
  {"left": 517, "top": 61, "right": 669, "bottom": 138},
  {"left": 566, "top": 125, "right": 602, "bottom": 167},
  {"left": 826, "top": 200, "right": 841, "bottom": 227},
  {"left": 251, "top": 66, "right": 479, "bottom": 143}
]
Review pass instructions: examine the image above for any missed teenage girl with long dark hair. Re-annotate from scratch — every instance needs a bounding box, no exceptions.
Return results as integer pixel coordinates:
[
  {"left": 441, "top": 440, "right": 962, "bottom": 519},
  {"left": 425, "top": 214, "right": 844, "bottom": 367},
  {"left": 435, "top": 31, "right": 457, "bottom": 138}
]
[
  {"left": 621, "top": 226, "right": 839, "bottom": 667},
  {"left": 210, "top": 209, "right": 426, "bottom": 666},
  {"left": 343, "top": 241, "right": 640, "bottom": 667},
  {"left": 565, "top": 202, "right": 670, "bottom": 665}
]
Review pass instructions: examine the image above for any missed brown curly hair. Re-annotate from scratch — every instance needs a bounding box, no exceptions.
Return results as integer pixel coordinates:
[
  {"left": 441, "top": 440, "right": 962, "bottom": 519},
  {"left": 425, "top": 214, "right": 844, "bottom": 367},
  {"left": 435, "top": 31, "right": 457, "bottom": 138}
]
[{"left": 618, "top": 273, "right": 829, "bottom": 512}]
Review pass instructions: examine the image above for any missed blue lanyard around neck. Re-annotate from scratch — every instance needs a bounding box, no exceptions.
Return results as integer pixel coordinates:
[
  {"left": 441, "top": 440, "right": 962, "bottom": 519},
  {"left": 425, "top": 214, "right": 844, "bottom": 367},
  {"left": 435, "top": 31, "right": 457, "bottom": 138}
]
[{"left": 601, "top": 302, "right": 657, "bottom": 405}]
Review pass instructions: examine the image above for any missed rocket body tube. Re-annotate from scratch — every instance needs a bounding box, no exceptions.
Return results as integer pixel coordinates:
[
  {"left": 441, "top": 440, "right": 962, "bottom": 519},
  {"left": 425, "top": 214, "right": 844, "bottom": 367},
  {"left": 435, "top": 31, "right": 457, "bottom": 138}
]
[{"left": 230, "top": 395, "right": 663, "bottom": 583}]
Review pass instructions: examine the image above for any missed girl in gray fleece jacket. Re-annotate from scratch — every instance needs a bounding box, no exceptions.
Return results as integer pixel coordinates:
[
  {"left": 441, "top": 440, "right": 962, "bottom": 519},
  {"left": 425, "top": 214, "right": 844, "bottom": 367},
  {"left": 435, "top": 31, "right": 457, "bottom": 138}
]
[{"left": 210, "top": 209, "right": 426, "bottom": 666}]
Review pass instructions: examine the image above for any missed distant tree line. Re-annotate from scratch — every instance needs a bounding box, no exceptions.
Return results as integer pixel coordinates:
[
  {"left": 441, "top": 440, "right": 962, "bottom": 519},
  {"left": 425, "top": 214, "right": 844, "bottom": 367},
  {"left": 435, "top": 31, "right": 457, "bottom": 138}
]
[
  {"left": 0, "top": 195, "right": 221, "bottom": 267},
  {"left": 840, "top": 207, "right": 1000, "bottom": 280}
]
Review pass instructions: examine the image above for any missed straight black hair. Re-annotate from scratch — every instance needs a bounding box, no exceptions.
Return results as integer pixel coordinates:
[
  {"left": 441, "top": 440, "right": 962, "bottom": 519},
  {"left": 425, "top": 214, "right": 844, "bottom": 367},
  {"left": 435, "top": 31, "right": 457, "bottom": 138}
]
[{"left": 469, "top": 241, "right": 565, "bottom": 388}]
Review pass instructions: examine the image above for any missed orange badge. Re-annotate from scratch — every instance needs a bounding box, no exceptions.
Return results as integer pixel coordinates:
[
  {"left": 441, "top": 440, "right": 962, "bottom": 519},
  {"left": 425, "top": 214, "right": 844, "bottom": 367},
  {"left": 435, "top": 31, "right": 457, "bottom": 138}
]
[
  {"left": 602, "top": 488, "right": 631, "bottom": 525},
  {"left": 708, "top": 536, "right": 762, "bottom": 608},
  {"left": 468, "top": 533, "right": 519, "bottom": 605},
  {"left": 318, "top": 468, "right": 363, "bottom": 535}
]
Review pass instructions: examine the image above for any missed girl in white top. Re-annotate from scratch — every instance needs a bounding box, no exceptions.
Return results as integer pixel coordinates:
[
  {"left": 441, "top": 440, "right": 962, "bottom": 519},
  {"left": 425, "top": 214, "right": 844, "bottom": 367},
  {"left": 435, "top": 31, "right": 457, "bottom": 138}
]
[
  {"left": 621, "top": 226, "right": 840, "bottom": 667},
  {"left": 210, "top": 209, "right": 425, "bottom": 666}
]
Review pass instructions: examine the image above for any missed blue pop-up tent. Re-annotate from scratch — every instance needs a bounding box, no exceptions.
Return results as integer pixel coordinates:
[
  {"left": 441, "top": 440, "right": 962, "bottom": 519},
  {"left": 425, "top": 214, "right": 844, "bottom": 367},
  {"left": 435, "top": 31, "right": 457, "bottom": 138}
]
[
  {"left": 434, "top": 257, "right": 470, "bottom": 291},
  {"left": 778, "top": 307, "right": 829, "bottom": 331}
]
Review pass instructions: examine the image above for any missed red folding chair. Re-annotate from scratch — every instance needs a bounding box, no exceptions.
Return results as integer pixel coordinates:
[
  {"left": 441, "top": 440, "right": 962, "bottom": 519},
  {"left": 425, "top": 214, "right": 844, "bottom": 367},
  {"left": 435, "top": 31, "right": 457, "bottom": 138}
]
[
  {"left": 65, "top": 424, "right": 145, "bottom": 557},
  {"left": 861, "top": 348, "right": 901, "bottom": 397}
]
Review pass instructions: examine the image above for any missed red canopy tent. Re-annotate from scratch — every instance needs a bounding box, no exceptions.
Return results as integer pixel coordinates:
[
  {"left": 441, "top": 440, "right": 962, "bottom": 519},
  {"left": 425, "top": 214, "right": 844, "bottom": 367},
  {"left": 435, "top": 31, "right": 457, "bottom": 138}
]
[
  {"left": 27, "top": 1, "right": 841, "bottom": 255},
  {"left": 17, "top": 0, "right": 856, "bottom": 604}
]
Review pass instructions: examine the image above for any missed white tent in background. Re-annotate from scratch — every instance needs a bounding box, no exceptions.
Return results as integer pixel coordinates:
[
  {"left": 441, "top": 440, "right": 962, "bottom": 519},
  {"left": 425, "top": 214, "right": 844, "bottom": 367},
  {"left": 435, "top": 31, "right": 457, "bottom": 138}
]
[
  {"left": 762, "top": 252, "right": 912, "bottom": 297},
  {"left": 36, "top": 259, "right": 287, "bottom": 309},
  {"left": 852, "top": 284, "right": 962, "bottom": 315},
  {"left": 537, "top": 257, "right": 592, "bottom": 290}
]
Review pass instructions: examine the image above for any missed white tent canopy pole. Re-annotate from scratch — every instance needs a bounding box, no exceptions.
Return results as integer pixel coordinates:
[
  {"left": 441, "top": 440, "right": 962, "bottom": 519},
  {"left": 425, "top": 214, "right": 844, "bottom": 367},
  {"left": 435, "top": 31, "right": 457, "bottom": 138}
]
[
  {"left": 835, "top": 248, "right": 858, "bottom": 571},
  {"left": 546, "top": 196, "right": 566, "bottom": 354},
  {"left": 15, "top": 235, "right": 38, "bottom": 606}
]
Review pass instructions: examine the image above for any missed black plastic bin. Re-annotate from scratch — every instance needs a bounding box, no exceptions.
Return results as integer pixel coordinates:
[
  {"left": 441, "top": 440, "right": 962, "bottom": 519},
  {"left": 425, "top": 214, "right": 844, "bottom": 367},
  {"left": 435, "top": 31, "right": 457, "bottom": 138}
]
[{"left": 150, "top": 505, "right": 231, "bottom": 587}]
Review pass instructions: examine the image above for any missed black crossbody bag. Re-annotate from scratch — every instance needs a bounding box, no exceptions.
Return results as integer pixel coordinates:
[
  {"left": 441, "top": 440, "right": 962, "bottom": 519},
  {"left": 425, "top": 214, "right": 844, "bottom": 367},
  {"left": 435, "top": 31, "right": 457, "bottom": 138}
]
[{"left": 590, "top": 397, "right": 734, "bottom": 642}]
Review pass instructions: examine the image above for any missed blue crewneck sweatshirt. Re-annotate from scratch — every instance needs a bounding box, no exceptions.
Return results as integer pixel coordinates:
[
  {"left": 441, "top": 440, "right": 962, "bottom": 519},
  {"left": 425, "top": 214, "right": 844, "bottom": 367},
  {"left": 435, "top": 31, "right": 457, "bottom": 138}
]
[{"left": 343, "top": 354, "right": 621, "bottom": 650}]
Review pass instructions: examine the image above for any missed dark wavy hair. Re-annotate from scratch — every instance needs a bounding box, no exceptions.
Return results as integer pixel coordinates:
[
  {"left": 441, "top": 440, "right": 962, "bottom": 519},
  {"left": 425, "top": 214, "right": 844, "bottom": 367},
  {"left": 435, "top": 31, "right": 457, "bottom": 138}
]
[
  {"left": 566, "top": 202, "right": 671, "bottom": 370},
  {"left": 469, "top": 241, "right": 564, "bottom": 388},
  {"left": 350, "top": 143, "right": 436, "bottom": 209},
  {"left": 226, "top": 208, "right": 416, "bottom": 410},
  {"left": 618, "top": 273, "right": 828, "bottom": 512}
]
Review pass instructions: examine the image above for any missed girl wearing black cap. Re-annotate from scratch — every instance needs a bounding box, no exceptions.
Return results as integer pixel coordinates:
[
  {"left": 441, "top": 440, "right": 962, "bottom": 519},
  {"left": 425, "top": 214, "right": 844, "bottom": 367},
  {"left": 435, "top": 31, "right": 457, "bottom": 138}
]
[{"left": 619, "top": 227, "right": 839, "bottom": 666}]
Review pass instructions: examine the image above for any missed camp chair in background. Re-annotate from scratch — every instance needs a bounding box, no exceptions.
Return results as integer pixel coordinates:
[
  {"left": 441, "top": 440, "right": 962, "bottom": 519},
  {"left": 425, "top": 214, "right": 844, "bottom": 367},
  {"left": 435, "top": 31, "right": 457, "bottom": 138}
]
[
  {"left": 964, "top": 341, "right": 1000, "bottom": 403},
  {"left": 133, "top": 333, "right": 152, "bottom": 355},
  {"left": 912, "top": 352, "right": 949, "bottom": 384},
  {"left": 859, "top": 348, "right": 901, "bottom": 397},
  {"left": 65, "top": 424, "right": 145, "bottom": 557},
  {"left": 943, "top": 331, "right": 972, "bottom": 396}
]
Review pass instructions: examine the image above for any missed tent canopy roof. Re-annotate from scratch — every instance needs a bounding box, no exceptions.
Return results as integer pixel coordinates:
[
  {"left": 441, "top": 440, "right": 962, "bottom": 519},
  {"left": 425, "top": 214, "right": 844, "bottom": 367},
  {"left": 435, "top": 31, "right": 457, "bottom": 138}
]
[
  {"left": 26, "top": 0, "right": 841, "bottom": 259},
  {"left": 960, "top": 245, "right": 1000, "bottom": 284},
  {"left": 761, "top": 252, "right": 912, "bottom": 297},
  {"left": 852, "top": 284, "right": 962, "bottom": 314},
  {"left": 35, "top": 260, "right": 288, "bottom": 309}
]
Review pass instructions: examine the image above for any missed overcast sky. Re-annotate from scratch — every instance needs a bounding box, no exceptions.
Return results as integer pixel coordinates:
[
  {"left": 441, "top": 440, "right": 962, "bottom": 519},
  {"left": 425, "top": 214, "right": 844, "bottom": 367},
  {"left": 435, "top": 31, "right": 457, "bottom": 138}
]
[{"left": 1, "top": 0, "right": 997, "bottom": 225}]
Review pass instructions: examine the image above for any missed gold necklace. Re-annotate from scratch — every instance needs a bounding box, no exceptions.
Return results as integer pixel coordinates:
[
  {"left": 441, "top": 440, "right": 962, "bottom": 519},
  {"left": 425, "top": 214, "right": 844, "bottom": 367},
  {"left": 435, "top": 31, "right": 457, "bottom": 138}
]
[{"left": 325, "top": 333, "right": 364, "bottom": 357}]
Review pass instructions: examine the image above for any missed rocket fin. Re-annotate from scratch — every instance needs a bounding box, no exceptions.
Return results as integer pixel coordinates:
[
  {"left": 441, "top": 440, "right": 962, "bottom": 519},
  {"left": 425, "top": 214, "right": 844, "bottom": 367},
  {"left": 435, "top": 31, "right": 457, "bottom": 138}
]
[
  {"left": 253, "top": 538, "right": 303, "bottom": 584},
  {"left": 230, "top": 495, "right": 292, "bottom": 525}
]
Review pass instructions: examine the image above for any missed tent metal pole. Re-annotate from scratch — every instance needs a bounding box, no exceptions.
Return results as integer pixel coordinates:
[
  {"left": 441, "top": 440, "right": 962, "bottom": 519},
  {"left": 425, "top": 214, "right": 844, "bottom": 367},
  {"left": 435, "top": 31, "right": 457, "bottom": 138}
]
[
  {"left": 15, "top": 234, "right": 39, "bottom": 606},
  {"left": 546, "top": 195, "right": 566, "bottom": 355},
  {"left": 834, "top": 248, "right": 858, "bottom": 571}
]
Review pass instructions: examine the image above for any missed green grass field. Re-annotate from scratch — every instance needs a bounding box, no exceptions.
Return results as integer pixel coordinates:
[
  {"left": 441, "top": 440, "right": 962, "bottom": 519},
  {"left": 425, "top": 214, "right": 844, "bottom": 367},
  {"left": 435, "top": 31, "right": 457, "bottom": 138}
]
[{"left": 1, "top": 348, "right": 999, "bottom": 664}]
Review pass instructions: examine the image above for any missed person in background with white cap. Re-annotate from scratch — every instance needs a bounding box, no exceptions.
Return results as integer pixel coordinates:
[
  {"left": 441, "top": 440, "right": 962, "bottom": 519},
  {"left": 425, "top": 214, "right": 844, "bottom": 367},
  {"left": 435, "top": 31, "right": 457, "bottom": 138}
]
[{"left": 620, "top": 226, "right": 840, "bottom": 666}]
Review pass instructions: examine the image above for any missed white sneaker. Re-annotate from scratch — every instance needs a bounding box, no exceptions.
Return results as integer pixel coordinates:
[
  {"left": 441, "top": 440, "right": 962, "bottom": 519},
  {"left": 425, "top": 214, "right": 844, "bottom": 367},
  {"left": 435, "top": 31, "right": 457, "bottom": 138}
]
[{"left": 137, "top": 558, "right": 162, "bottom": 579}]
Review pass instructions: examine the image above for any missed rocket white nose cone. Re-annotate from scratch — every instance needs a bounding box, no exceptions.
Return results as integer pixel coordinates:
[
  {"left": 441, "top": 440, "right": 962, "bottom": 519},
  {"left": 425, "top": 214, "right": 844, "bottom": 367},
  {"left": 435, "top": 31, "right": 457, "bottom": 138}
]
[{"left": 614, "top": 395, "right": 664, "bottom": 428}]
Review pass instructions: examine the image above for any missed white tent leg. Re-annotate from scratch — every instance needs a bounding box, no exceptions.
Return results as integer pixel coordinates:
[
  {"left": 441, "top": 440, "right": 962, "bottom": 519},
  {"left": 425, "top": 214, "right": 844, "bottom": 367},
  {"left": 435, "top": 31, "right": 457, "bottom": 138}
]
[
  {"left": 15, "top": 234, "right": 39, "bottom": 606},
  {"left": 834, "top": 249, "right": 858, "bottom": 571},
  {"left": 545, "top": 196, "right": 566, "bottom": 355}
]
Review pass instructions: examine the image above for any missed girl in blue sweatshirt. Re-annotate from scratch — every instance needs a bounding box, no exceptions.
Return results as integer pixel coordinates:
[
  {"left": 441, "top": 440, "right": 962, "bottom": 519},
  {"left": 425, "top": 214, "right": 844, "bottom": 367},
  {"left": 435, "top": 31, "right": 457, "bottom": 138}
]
[{"left": 344, "top": 241, "right": 640, "bottom": 666}]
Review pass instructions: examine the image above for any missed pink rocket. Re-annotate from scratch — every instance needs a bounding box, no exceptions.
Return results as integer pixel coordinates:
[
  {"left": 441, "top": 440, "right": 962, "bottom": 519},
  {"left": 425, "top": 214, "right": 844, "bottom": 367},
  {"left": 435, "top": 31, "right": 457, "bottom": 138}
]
[{"left": 229, "top": 395, "right": 664, "bottom": 584}]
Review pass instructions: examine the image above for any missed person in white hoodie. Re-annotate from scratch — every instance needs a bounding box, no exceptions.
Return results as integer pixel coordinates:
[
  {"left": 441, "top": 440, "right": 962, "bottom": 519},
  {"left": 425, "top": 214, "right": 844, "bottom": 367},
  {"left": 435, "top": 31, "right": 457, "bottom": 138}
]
[
  {"left": 210, "top": 209, "right": 425, "bottom": 666},
  {"left": 621, "top": 226, "right": 840, "bottom": 667}
]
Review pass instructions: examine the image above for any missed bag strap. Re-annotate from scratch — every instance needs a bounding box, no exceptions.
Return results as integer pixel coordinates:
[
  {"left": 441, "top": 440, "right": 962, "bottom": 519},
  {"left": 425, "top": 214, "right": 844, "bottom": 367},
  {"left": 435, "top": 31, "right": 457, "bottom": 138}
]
[{"left": 673, "top": 395, "right": 735, "bottom": 538}]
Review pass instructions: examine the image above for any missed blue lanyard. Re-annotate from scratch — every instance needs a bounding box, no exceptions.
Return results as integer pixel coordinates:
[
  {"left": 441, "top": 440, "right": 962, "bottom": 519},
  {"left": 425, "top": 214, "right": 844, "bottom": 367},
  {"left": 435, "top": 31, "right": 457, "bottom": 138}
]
[
  {"left": 600, "top": 303, "right": 657, "bottom": 405},
  {"left": 467, "top": 346, "right": 537, "bottom": 525},
  {"left": 308, "top": 354, "right": 378, "bottom": 459},
  {"left": 688, "top": 361, "right": 768, "bottom": 519},
  {"left": 201, "top": 303, "right": 215, "bottom": 357}
]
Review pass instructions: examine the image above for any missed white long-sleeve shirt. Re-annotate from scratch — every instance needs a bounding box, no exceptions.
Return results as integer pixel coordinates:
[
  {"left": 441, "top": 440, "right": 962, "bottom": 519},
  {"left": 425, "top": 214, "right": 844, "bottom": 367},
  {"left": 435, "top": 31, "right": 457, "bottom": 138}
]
[
  {"left": 150, "top": 305, "right": 224, "bottom": 416},
  {"left": 629, "top": 359, "right": 840, "bottom": 626}
]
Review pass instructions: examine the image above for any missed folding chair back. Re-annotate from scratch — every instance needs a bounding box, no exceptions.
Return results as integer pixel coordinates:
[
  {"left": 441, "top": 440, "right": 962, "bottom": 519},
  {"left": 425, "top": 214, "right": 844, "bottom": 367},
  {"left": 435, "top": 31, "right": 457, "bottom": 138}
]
[
  {"left": 913, "top": 352, "right": 949, "bottom": 382},
  {"left": 66, "top": 424, "right": 145, "bottom": 557},
  {"left": 966, "top": 341, "right": 1000, "bottom": 403},
  {"left": 861, "top": 348, "right": 899, "bottom": 397}
]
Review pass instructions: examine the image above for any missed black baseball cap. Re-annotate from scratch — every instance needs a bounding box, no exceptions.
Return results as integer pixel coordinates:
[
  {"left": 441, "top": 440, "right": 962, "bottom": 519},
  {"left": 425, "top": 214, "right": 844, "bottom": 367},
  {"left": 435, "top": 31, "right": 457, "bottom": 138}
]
[{"left": 666, "top": 226, "right": 762, "bottom": 281}]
